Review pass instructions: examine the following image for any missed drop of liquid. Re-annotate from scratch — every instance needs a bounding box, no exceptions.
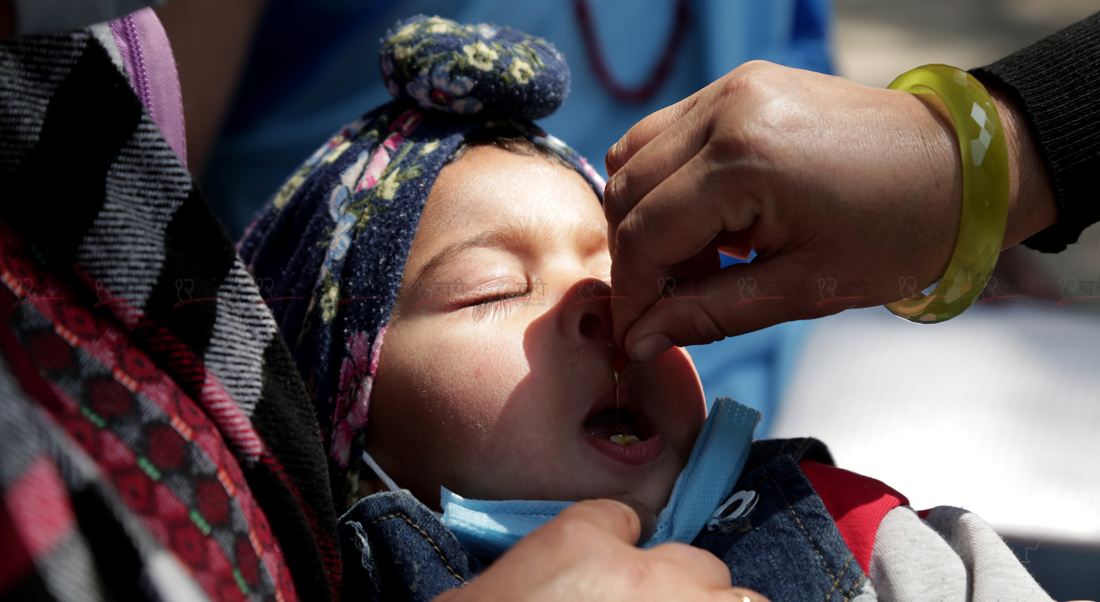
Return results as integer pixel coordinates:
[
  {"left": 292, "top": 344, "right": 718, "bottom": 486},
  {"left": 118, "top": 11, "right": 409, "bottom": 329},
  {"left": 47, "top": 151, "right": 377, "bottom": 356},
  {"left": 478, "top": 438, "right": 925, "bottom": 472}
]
[
  {"left": 614, "top": 369, "right": 623, "bottom": 436},
  {"left": 611, "top": 349, "right": 632, "bottom": 445}
]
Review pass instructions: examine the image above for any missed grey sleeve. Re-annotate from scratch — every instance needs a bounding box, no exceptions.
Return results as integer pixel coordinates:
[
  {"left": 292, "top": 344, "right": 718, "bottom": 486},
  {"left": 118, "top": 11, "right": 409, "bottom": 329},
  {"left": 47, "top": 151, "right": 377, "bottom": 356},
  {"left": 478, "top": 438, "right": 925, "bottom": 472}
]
[
  {"left": 870, "top": 506, "right": 1053, "bottom": 602},
  {"left": 13, "top": 0, "right": 167, "bottom": 35}
]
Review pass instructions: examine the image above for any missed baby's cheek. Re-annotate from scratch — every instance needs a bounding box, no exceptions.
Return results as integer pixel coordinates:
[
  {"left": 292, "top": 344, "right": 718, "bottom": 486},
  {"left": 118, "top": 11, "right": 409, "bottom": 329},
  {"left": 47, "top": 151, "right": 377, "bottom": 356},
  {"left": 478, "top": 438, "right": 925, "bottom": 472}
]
[
  {"left": 453, "top": 400, "right": 575, "bottom": 501},
  {"left": 651, "top": 348, "right": 707, "bottom": 454},
  {"left": 470, "top": 440, "right": 574, "bottom": 501},
  {"left": 660, "top": 348, "right": 705, "bottom": 400},
  {"left": 385, "top": 318, "right": 571, "bottom": 501}
]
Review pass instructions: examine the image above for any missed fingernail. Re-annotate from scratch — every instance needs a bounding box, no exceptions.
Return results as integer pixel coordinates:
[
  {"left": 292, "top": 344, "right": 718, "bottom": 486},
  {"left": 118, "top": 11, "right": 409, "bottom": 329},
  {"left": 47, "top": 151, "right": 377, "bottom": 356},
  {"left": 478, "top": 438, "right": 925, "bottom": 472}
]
[{"left": 631, "top": 333, "right": 673, "bottom": 363}]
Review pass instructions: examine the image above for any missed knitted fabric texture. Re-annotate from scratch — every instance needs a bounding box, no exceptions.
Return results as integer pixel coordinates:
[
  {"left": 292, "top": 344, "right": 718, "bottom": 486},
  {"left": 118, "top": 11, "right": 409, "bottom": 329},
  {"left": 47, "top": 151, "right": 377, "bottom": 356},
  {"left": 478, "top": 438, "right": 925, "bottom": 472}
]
[
  {"left": 971, "top": 11, "right": 1100, "bottom": 253},
  {"left": 239, "top": 15, "right": 605, "bottom": 501}
]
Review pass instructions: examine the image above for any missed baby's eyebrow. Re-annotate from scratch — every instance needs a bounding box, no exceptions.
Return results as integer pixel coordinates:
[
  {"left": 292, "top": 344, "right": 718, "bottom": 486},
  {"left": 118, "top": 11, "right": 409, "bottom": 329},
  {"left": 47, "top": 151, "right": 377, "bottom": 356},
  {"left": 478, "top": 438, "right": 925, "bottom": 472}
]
[
  {"left": 407, "top": 219, "right": 606, "bottom": 299},
  {"left": 410, "top": 228, "right": 510, "bottom": 295}
]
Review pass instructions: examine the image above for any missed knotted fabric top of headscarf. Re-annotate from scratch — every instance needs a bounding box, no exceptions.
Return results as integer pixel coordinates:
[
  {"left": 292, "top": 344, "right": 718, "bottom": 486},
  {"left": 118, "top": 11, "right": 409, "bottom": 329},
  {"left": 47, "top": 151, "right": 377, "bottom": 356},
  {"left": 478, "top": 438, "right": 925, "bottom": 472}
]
[{"left": 239, "top": 15, "right": 605, "bottom": 505}]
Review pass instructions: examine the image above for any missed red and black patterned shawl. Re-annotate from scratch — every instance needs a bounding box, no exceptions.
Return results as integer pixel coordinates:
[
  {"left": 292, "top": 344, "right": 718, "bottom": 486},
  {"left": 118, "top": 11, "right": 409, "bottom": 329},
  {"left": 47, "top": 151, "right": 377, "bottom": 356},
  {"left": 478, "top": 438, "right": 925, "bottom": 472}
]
[{"left": 0, "top": 30, "right": 341, "bottom": 601}]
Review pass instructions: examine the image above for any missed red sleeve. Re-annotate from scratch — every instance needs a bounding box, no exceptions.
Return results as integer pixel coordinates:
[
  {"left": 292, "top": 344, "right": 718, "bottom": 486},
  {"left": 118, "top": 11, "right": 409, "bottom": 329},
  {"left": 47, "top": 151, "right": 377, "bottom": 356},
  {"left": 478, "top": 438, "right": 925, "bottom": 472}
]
[{"left": 798, "top": 459, "right": 909, "bottom": 574}]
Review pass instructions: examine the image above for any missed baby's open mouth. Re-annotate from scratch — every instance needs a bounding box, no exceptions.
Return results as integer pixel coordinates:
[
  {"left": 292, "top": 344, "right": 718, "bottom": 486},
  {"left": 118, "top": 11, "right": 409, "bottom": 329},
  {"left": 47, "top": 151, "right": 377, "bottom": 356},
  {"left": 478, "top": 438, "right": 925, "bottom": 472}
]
[
  {"left": 581, "top": 382, "right": 665, "bottom": 465},
  {"left": 583, "top": 407, "right": 655, "bottom": 444}
]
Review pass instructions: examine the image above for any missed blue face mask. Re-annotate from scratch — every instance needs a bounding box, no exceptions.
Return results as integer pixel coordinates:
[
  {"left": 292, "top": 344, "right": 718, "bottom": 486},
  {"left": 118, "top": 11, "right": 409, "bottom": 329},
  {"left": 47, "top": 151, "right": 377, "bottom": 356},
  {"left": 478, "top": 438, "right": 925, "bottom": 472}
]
[{"left": 440, "top": 397, "right": 760, "bottom": 559}]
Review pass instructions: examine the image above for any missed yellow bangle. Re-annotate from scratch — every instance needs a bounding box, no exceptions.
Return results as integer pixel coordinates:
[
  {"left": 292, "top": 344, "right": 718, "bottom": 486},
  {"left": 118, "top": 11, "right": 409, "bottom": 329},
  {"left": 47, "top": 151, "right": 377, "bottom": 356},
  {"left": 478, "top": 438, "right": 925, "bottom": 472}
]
[{"left": 884, "top": 64, "right": 1009, "bottom": 323}]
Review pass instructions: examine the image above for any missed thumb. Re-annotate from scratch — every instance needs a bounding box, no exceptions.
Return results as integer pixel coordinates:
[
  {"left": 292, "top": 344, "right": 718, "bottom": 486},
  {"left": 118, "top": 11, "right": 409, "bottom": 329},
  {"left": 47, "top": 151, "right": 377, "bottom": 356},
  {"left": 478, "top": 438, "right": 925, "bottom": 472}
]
[
  {"left": 624, "top": 256, "right": 822, "bottom": 362},
  {"left": 606, "top": 495, "right": 658, "bottom": 544},
  {"left": 550, "top": 497, "right": 655, "bottom": 547}
]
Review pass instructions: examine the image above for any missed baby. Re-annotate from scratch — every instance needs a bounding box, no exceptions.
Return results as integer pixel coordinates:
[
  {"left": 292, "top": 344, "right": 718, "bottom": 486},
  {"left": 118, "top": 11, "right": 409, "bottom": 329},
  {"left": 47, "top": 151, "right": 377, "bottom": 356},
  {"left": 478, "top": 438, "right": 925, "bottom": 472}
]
[
  {"left": 359, "top": 136, "right": 706, "bottom": 512},
  {"left": 241, "top": 16, "right": 1053, "bottom": 602}
]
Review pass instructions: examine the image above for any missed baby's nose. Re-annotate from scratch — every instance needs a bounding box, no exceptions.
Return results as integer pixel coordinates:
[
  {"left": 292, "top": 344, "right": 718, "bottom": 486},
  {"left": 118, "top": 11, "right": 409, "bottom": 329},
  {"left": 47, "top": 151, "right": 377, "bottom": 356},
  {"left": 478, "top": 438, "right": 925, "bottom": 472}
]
[{"left": 565, "top": 278, "right": 614, "bottom": 342}]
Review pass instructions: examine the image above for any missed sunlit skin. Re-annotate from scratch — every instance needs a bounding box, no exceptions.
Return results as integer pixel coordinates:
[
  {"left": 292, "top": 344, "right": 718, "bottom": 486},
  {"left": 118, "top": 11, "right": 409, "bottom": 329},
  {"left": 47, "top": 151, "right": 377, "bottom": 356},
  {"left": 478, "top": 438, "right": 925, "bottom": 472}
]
[{"left": 364, "top": 145, "right": 708, "bottom": 512}]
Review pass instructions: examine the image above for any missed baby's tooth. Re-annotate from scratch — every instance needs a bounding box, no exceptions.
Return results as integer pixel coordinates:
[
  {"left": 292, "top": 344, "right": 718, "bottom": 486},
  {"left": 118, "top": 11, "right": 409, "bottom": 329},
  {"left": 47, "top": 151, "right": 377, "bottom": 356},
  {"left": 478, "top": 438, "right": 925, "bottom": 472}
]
[{"left": 610, "top": 434, "right": 640, "bottom": 446}]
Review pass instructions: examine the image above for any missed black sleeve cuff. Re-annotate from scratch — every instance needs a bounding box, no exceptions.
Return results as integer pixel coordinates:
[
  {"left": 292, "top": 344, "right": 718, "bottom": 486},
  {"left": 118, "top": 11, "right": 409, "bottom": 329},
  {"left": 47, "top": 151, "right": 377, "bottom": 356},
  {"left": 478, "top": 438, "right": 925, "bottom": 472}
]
[{"left": 970, "top": 11, "right": 1100, "bottom": 253}]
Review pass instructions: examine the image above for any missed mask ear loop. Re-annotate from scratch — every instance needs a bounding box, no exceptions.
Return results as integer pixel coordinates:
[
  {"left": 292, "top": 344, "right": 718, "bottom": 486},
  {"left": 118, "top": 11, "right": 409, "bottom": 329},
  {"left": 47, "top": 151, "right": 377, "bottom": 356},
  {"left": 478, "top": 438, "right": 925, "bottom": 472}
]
[{"left": 361, "top": 449, "right": 401, "bottom": 492}]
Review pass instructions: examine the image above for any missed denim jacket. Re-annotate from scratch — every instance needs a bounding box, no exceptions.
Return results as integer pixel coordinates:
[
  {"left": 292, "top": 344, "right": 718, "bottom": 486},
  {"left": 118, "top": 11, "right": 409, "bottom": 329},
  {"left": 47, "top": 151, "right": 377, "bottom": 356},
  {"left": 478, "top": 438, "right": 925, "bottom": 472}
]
[{"left": 337, "top": 438, "right": 874, "bottom": 602}]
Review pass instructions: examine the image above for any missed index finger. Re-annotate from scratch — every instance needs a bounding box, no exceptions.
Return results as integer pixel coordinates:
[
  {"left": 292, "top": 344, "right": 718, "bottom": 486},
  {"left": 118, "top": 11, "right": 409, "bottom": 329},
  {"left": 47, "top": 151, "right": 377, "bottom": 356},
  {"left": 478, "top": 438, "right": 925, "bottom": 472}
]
[{"left": 605, "top": 87, "right": 703, "bottom": 178}]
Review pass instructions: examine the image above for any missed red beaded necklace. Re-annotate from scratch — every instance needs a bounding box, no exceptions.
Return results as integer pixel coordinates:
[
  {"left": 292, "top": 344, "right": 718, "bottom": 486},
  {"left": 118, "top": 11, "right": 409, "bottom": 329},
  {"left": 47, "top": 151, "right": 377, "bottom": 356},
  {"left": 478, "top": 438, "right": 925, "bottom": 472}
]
[{"left": 573, "top": 0, "right": 692, "bottom": 104}]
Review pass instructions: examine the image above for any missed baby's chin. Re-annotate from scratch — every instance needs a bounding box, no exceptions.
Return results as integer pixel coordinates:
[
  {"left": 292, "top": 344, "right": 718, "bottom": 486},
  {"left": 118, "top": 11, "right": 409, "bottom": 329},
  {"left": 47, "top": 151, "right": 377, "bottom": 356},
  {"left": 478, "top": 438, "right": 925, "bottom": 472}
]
[
  {"left": 626, "top": 468, "right": 683, "bottom": 514},
  {"left": 531, "top": 471, "right": 682, "bottom": 515}
]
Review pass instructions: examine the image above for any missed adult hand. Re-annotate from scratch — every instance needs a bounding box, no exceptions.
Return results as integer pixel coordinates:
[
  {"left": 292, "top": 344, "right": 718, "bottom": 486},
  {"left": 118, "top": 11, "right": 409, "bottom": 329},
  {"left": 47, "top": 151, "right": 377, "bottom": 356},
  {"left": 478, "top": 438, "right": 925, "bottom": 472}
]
[
  {"left": 434, "top": 497, "right": 767, "bottom": 602},
  {"left": 604, "top": 61, "right": 1057, "bottom": 361}
]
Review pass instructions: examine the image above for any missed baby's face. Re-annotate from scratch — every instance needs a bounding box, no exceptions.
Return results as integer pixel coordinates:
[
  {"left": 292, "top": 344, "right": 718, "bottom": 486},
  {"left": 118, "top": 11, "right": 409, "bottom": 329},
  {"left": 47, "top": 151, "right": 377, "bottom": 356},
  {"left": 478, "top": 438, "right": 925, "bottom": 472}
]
[{"left": 366, "top": 145, "right": 706, "bottom": 512}]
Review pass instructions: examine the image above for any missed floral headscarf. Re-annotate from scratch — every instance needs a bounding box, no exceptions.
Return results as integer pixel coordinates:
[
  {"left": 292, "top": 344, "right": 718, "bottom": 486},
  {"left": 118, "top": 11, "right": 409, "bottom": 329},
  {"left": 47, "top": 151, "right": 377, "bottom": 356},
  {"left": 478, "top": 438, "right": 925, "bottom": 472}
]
[{"left": 239, "top": 15, "right": 604, "bottom": 503}]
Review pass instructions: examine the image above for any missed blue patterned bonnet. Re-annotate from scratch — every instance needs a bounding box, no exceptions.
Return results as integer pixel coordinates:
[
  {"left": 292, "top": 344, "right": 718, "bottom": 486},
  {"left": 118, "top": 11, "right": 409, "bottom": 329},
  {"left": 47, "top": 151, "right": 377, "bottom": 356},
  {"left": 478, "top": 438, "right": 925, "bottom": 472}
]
[{"left": 239, "top": 15, "right": 605, "bottom": 503}]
